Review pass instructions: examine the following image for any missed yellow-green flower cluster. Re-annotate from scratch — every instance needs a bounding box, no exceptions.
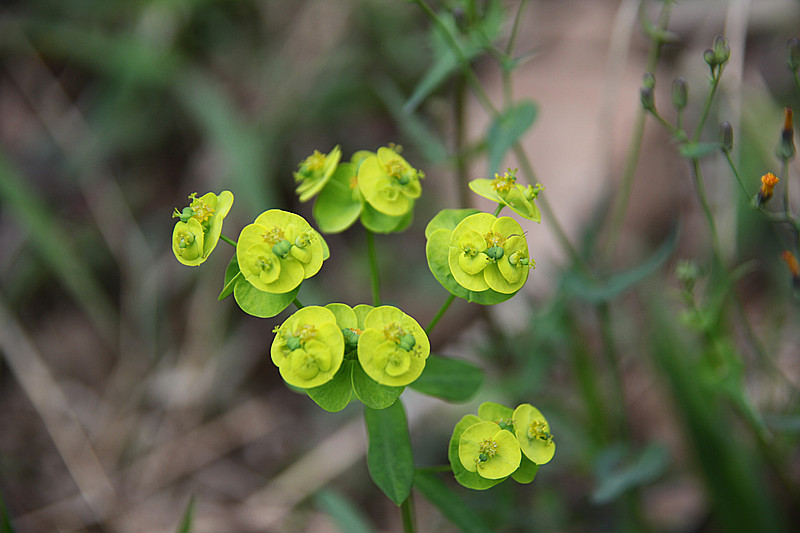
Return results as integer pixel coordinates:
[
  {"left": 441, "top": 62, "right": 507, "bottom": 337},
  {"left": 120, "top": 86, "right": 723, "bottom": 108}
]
[
  {"left": 236, "top": 209, "right": 327, "bottom": 294},
  {"left": 295, "top": 145, "right": 425, "bottom": 234},
  {"left": 469, "top": 169, "right": 543, "bottom": 222},
  {"left": 270, "top": 303, "right": 430, "bottom": 392},
  {"left": 450, "top": 402, "right": 554, "bottom": 489},
  {"left": 449, "top": 213, "right": 533, "bottom": 294},
  {"left": 172, "top": 191, "right": 234, "bottom": 266}
]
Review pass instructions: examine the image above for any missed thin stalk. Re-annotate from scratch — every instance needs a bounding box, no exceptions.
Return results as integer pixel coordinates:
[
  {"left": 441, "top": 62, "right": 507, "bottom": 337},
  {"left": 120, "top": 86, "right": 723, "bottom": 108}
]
[
  {"left": 220, "top": 234, "right": 237, "bottom": 247},
  {"left": 781, "top": 158, "right": 791, "bottom": 219},
  {"left": 401, "top": 494, "right": 417, "bottom": 533},
  {"left": 454, "top": 74, "right": 471, "bottom": 208},
  {"left": 365, "top": 229, "right": 381, "bottom": 306},
  {"left": 602, "top": 0, "right": 674, "bottom": 259},
  {"left": 426, "top": 293, "right": 455, "bottom": 335},
  {"left": 690, "top": 158, "right": 725, "bottom": 267},
  {"left": 723, "top": 151, "right": 751, "bottom": 198},
  {"left": 597, "top": 303, "right": 629, "bottom": 440},
  {"left": 293, "top": 298, "right": 304, "bottom": 309},
  {"left": 691, "top": 70, "right": 723, "bottom": 142},
  {"left": 493, "top": 203, "right": 504, "bottom": 216},
  {"left": 792, "top": 70, "right": 800, "bottom": 95}
]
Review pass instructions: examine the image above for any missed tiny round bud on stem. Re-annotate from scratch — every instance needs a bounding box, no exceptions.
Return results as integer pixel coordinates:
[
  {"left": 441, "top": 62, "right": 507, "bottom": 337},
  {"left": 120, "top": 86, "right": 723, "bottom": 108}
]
[
  {"left": 642, "top": 72, "right": 656, "bottom": 89},
  {"left": 719, "top": 121, "right": 733, "bottom": 152},
  {"left": 703, "top": 49, "right": 718, "bottom": 69},
  {"left": 671, "top": 76, "right": 687, "bottom": 111},
  {"left": 787, "top": 38, "right": 800, "bottom": 72},
  {"left": 640, "top": 86, "right": 655, "bottom": 112},
  {"left": 713, "top": 35, "right": 730, "bottom": 65},
  {"left": 776, "top": 107, "right": 796, "bottom": 161}
]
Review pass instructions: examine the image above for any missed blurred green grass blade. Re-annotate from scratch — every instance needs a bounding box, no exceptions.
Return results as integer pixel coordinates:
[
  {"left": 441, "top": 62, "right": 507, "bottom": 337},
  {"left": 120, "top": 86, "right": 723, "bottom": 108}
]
[
  {"left": 591, "top": 443, "right": 669, "bottom": 504},
  {"left": 174, "top": 71, "right": 274, "bottom": 212},
  {"left": 413, "top": 470, "right": 491, "bottom": 533},
  {"left": 175, "top": 496, "right": 195, "bottom": 533},
  {"left": 364, "top": 401, "right": 414, "bottom": 505},
  {"left": 0, "top": 489, "right": 15, "bottom": 533},
  {"left": 487, "top": 100, "right": 538, "bottom": 174},
  {"left": 0, "top": 152, "right": 117, "bottom": 340},
  {"left": 650, "top": 304, "right": 786, "bottom": 533},
  {"left": 314, "top": 489, "right": 375, "bottom": 533},
  {"left": 374, "top": 79, "right": 448, "bottom": 164},
  {"left": 564, "top": 223, "right": 679, "bottom": 303}
]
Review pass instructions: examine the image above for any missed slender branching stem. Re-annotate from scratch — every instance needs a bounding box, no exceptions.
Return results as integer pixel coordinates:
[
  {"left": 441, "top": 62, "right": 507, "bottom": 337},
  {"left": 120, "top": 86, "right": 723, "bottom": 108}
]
[
  {"left": 692, "top": 69, "right": 723, "bottom": 142},
  {"left": 293, "top": 298, "right": 304, "bottom": 309},
  {"left": 220, "top": 234, "right": 237, "bottom": 247},
  {"left": 366, "top": 229, "right": 381, "bottom": 306},
  {"left": 401, "top": 494, "right": 417, "bottom": 533},
  {"left": 426, "top": 293, "right": 455, "bottom": 335}
]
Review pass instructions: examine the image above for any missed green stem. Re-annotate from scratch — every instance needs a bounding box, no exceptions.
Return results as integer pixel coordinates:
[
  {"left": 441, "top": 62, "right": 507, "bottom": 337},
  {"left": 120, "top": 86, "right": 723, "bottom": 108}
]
[
  {"left": 454, "top": 74, "right": 472, "bottom": 208},
  {"left": 724, "top": 151, "right": 751, "bottom": 198},
  {"left": 426, "top": 293, "right": 455, "bottom": 335},
  {"left": 492, "top": 203, "right": 504, "bottom": 216},
  {"left": 366, "top": 229, "right": 381, "bottom": 306},
  {"left": 293, "top": 298, "right": 304, "bottom": 309},
  {"left": 220, "top": 234, "right": 237, "bottom": 247},
  {"left": 603, "top": 1, "right": 674, "bottom": 259},
  {"left": 400, "top": 494, "right": 416, "bottom": 533},
  {"left": 781, "top": 157, "right": 792, "bottom": 220},
  {"left": 597, "top": 303, "right": 629, "bottom": 440},
  {"left": 692, "top": 69, "right": 723, "bottom": 142}
]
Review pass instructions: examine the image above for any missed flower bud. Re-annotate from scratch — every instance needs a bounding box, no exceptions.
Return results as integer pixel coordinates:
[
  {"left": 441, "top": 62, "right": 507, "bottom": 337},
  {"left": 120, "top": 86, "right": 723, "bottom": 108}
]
[
  {"left": 787, "top": 38, "right": 800, "bottom": 72},
  {"left": 755, "top": 172, "right": 779, "bottom": 207},
  {"left": 642, "top": 72, "right": 656, "bottom": 89},
  {"left": 640, "top": 86, "right": 655, "bottom": 112},
  {"left": 719, "top": 121, "right": 733, "bottom": 152},
  {"left": 713, "top": 35, "right": 730, "bottom": 65},
  {"left": 671, "top": 76, "right": 687, "bottom": 111},
  {"left": 703, "top": 49, "right": 718, "bottom": 68},
  {"left": 781, "top": 250, "right": 800, "bottom": 290},
  {"left": 776, "top": 107, "right": 796, "bottom": 161}
]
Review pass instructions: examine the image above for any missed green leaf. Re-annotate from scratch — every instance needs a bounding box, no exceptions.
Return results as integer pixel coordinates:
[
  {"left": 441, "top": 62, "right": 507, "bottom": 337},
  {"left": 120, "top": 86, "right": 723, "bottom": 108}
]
[
  {"left": 563, "top": 223, "right": 679, "bottom": 303},
  {"left": 313, "top": 163, "right": 363, "bottom": 234},
  {"left": 414, "top": 470, "right": 492, "bottom": 533},
  {"left": 352, "top": 362, "right": 404, "bottom": 410},
  {"left": 679, "top": 142, "right": 721, "bottom": 159},
  {"left": 218, "top": 254, "right": 241, "bottom": 301},
  {"left": 426, "top": 229, "right": 514, "bottom": 305},
  {"left": 360, "top": 203, "right": 412, "bottom": 234},
  {"left": 233, "top": 277, "right": 299, "bottom": 318},
  {"left": 364, "top": 401, "right": 415, "bottom": 505},
  {"left": 410, "top": 354, "right": 483, "bottom": 402},
  {"left": 425, "top": 208, "right": 481, "bottom": 239},
  {"left": 592, "top": 444, "right": 669, "bottom": 504},
  {"left": 487, "top": 101, "right": 538, "bottom": 173},
  {"left": 448, "top": 414, "right": 505, "bottom": 490},
  {"left": 175, "top": 496, "right": 195, "bottom": 533},
  {"left": 314, "top": 489, "right": 376, "bottom": 533},
  {"left": 511, "top": 455, "right": 539, "bottom": 484},
  {"left": 306, "top": 361, "right": 354, "bottom": 412}
]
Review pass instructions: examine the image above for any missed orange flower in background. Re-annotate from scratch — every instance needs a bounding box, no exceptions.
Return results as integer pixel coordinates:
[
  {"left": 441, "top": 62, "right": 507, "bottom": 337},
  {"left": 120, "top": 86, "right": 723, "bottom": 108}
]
[{"left": 756, "top": 172, "right": 779, "bottom": 207}]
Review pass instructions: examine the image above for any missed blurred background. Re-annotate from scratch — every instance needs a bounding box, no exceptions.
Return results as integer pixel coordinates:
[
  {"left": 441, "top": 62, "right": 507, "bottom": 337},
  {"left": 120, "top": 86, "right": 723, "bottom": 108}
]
[{"left": 1, "top": 0, "right": 800, "bottom": 532}]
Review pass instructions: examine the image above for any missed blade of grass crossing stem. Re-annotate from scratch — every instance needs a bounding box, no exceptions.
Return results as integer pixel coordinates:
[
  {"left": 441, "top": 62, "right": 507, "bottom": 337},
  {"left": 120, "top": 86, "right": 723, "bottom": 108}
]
[
  {"left": 364, "top": 401, "right": 414, "bottom": 506},
  {"left": 650, "top": 305, "right": 785, "bottom": 533},
  {"left": 314, "top": 489, "right": 376, "bottom": 533},
  {"left": 414, "top": 470, "right": 491, "bottom": 533},
  {"left": 174, "top": 496, "right": 195, "bottom": 533},
  {"left": 0, "top": 489, "right": 15, "bottom": 533},
  {"left": 0, "top": 152, "right": 117, "bottom": 341}
]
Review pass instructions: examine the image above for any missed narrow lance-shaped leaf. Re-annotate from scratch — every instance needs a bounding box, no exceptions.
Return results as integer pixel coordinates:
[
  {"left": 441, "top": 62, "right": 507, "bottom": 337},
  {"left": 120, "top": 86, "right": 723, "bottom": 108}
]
[
  {"left": 364, "top": 401, "right": 414, "bottom": 505},
  {"left": 487, "top": 100, "right": 538, "bottom": 173}
]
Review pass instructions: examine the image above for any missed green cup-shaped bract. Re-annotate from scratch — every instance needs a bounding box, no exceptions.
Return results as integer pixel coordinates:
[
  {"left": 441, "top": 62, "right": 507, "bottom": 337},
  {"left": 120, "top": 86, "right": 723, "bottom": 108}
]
[
  {"left": 513, "top": 403, "right": 555, "bottom": 465},
  {"left": 294, "top": 146, "right": 342, "bottom": 202},
  {"left": 448, "top": 213, "right": 532, "bottom": 294},
  {"left": 357, "top": 305, "right": 429, "bottom": 386},
  {"left": 357, "top": 147, "right": 423, "bottom": 217},
  {"left": 237, "top": 209, "right": 327, "bottom": 294},
  {"left": 172, "top": 191, "right": 234, "bottom": 266},
  {"left": 468, "top": 173, "right": 542, "bottom": 222},
  {"left": 458, "top": 421, "right": 521, "bottom": 479},
  {"left": 271, "top": 306, "right": 345, "bottom": 388}
]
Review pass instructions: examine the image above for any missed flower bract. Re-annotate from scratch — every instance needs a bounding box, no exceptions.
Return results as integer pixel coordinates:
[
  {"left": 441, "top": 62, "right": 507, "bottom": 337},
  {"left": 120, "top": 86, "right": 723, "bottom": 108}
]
[
  {"left": 270, "top": 306, "right": 344, "bottom": 388},
  {"left": 357, "top": 146, "right": 423, "bottom": 217},
  {"left": 357, "top": 305, "right": 430, "bottom": 386},
  {"left": 237, "top": 209, "right": 328, "bottom": 293},
  {"left": 469, "top": 170, "right": 543, "bottom": 222},
  {"left": 513, "top": 403, "right": 555, "bottom": 465},
  {"left": 458, "top": 421, "right": 521, "bottom": 479},
  {"left": 294, "top": 146, "right": 342, "bottom": 203},
  {"left": 172, "top": 191, "right": 234, "bottom": 266},
  {"left": 448, "top": 213, "right": 533, "bottom": 294}
]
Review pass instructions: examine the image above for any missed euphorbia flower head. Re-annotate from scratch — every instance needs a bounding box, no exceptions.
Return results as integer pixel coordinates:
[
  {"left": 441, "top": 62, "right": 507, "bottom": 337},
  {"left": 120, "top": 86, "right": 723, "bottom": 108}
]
[
  {"left": 458, "top": 421, "right": 521, "bottom": 479},
  {"left": 357, "top": 146, "right": 424, "bottom": 217},
  {"left": 237, "top": 209, "right": 327, "bottom": 294},
  {"left": 513, "top": 403, "right": 555, "bottom": 465},
  {"left": 469, "top": 169, "right": 543, "bottom": 222},
  {"left": 294, "top": 145, "right": 342, "bottom": 202},
  {"left": 172, "top": 191, "right": 234, "bottom": 266},
  {"left": 448, "top": 213, "right": 533, "bottom": 294},
  {"left": 357, "top": 305, "right": 430, "bottom": 386},
  {"left": 271, "top": 306, "right": 344, "bottom": 388}
]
